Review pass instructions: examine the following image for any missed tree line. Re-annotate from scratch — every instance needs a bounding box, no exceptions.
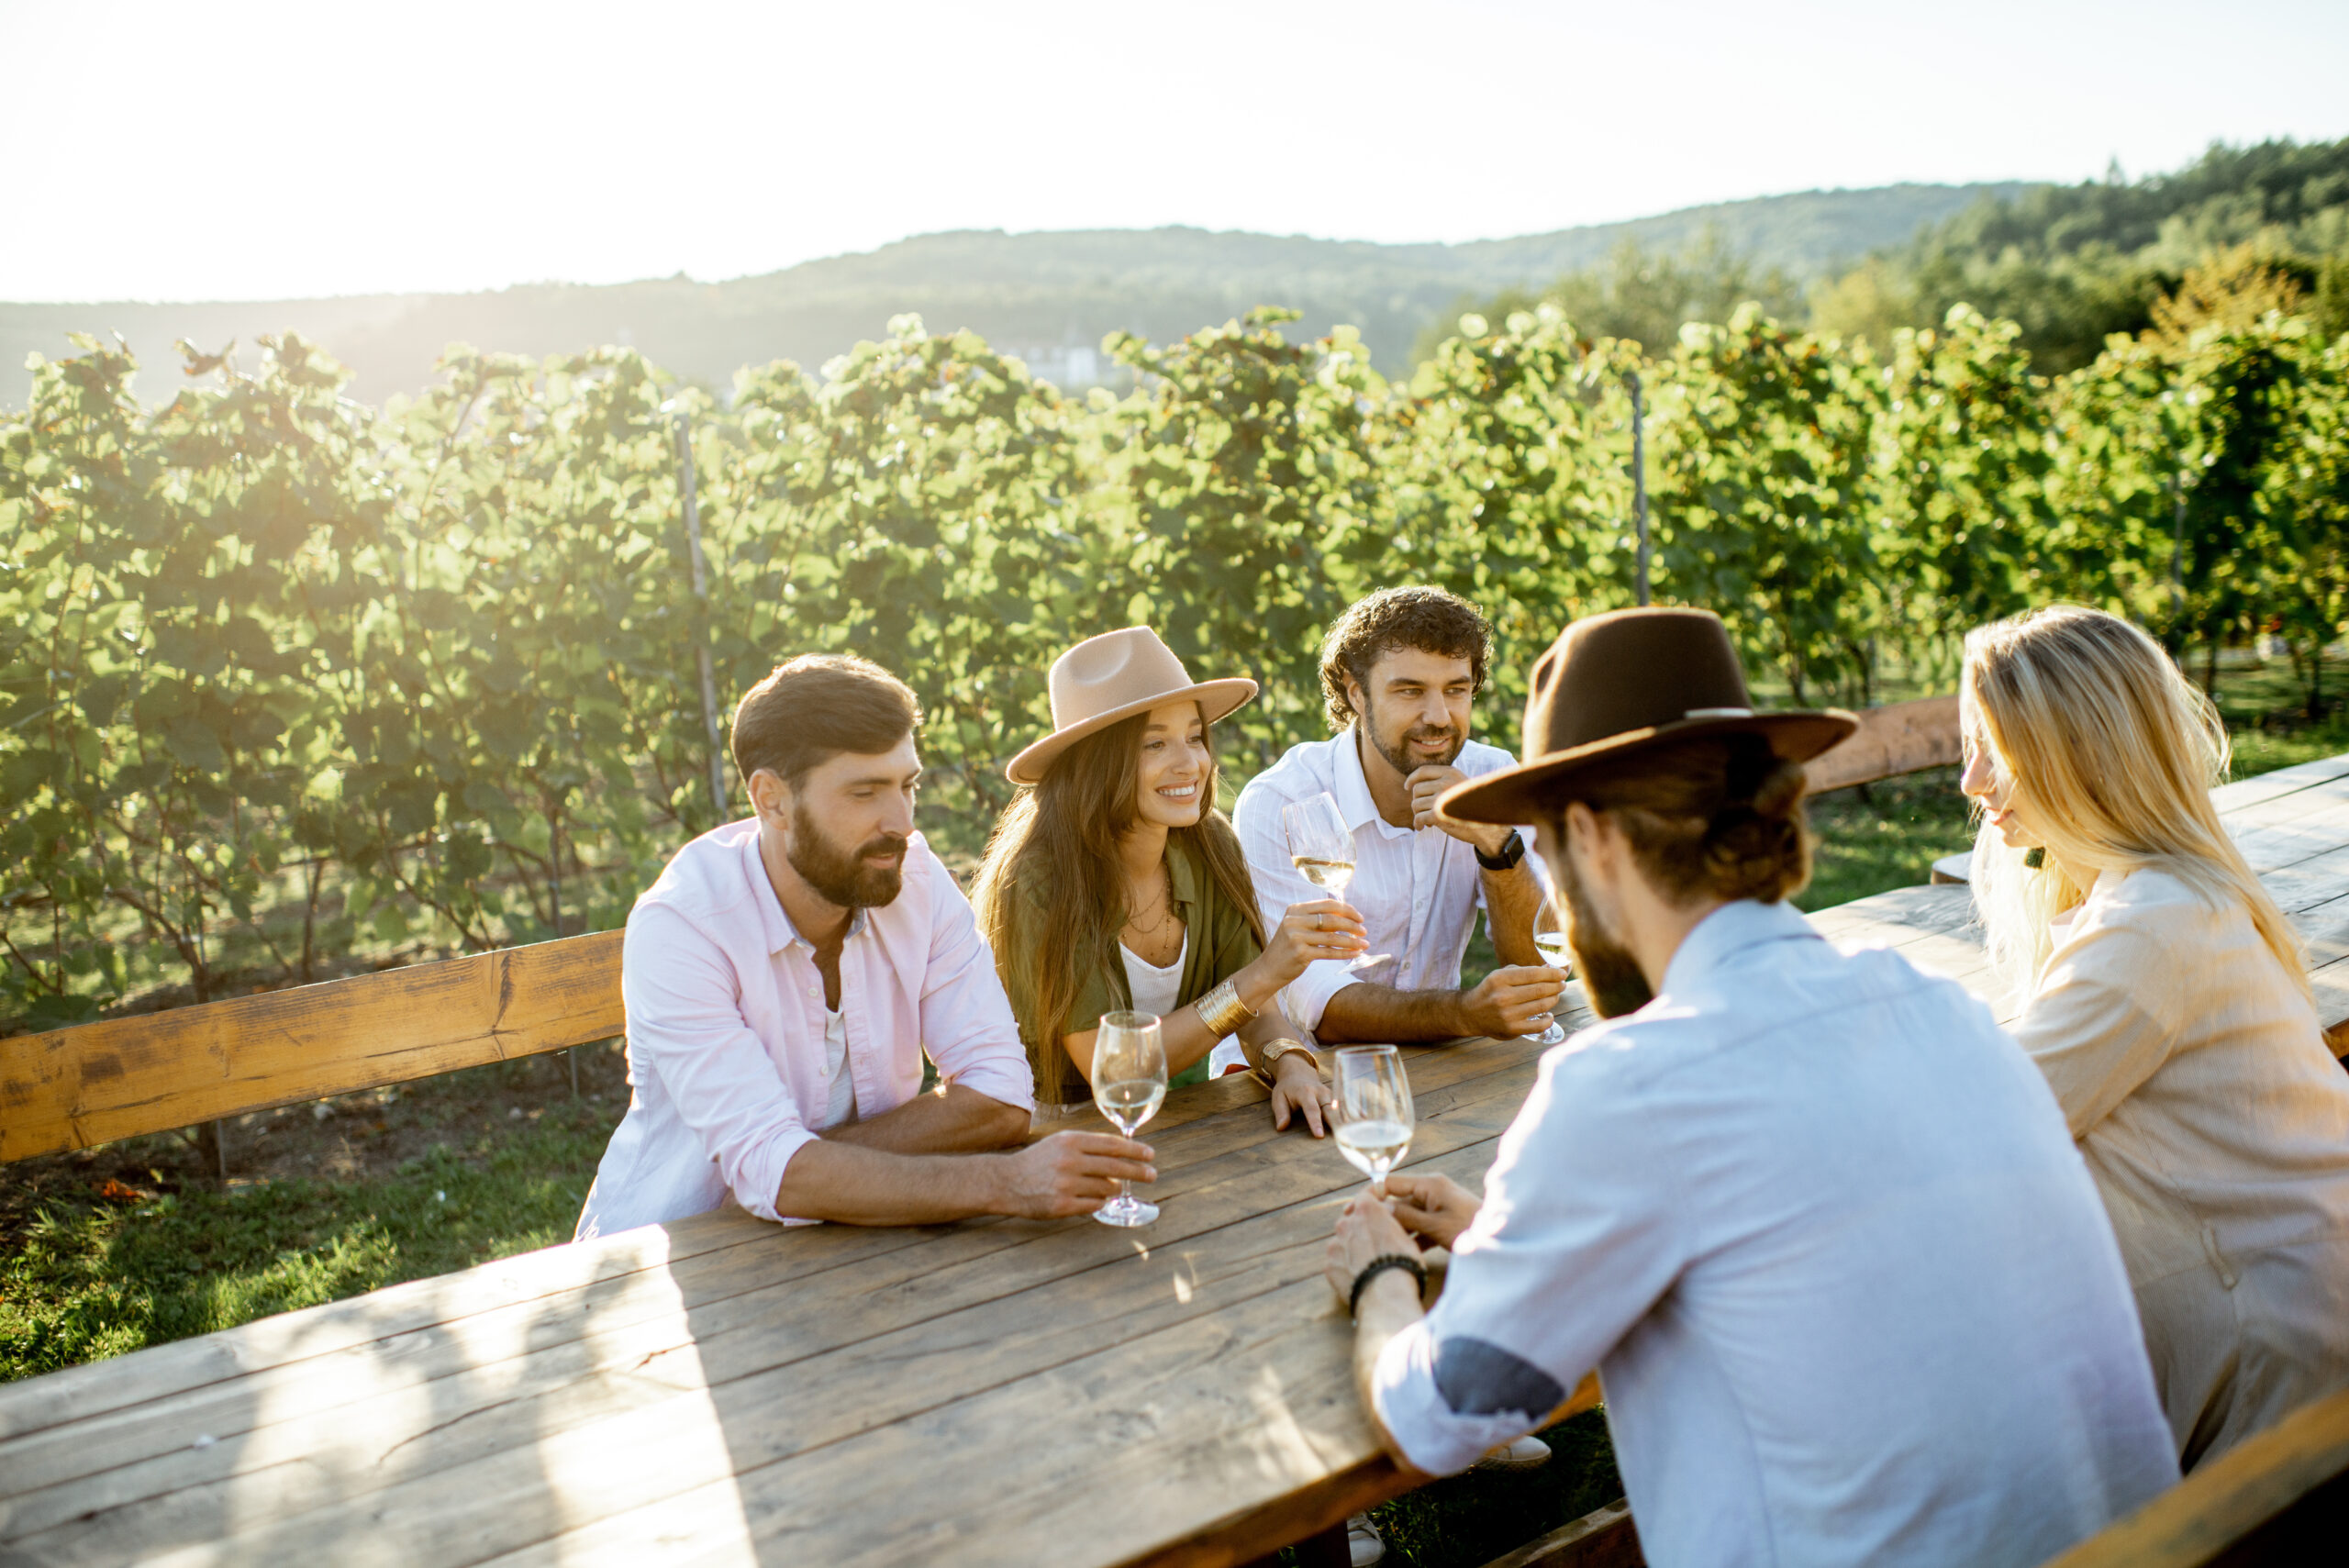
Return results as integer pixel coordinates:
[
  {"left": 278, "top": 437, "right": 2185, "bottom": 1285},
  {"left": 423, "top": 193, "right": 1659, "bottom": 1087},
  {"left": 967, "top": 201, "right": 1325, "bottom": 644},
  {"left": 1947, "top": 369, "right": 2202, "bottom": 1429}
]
[{"left": 3, "top": 294, "right": 2345, "bottom": 1029}]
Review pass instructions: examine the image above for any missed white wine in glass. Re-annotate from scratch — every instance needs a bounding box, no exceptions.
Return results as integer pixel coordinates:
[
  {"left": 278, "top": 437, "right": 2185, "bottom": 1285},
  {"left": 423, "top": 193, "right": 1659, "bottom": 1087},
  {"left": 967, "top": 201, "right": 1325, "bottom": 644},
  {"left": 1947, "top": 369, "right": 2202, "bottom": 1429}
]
[
  {"left": 1283, "top": 792, "right": 1356, "bottom": 894},
  {"left": 1293, "top": 855, "right": 1354, "bottom": 893},
  {"left": 1332, "top": 1044, "right": 1414, "bottom": 1196},
  {"left": 1528, "top": 894, "right": 1572, "bottom": 1046},
  {"left": 1090, "top": 1010, "right": 1167, "bottom": 1228}
]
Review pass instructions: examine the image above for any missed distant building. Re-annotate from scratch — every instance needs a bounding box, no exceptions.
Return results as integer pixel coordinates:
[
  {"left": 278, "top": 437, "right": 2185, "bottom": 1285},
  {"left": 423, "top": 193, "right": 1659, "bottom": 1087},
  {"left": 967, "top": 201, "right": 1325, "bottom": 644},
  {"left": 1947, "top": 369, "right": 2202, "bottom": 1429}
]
[{"left": 998, "top": 340, "right": 1125, "bottom": 392}]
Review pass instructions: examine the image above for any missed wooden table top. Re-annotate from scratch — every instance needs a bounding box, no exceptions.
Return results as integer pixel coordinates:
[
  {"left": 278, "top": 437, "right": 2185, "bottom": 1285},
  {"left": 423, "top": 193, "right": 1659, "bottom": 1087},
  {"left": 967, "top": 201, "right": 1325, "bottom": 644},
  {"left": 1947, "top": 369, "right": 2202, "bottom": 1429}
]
[{"left": 6, "top": 753, "right": 2347, "bottom": 1568}]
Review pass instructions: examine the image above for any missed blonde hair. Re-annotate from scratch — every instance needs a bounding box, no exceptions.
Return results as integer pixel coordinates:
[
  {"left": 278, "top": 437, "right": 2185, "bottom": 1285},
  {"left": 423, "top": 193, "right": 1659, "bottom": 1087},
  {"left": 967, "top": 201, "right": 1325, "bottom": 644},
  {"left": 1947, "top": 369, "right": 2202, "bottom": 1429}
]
[{"left": 1962, "top": 605, "right": 2308, "bottom": 1004}]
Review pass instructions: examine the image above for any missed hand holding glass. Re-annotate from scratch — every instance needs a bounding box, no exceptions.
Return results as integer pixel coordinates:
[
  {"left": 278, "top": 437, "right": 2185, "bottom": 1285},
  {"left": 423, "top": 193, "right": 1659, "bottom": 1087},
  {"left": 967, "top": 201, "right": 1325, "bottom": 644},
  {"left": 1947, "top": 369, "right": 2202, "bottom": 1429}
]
[
  {"left": 1332, "top": 1044, "right": 1414, "bottom": 1197},
  {"left": 1283, "top": 792, "right": 1387, "bottom": 972},
  {"left": 1090, "top": 1011, "right": 1168, "bottom": 1227}
]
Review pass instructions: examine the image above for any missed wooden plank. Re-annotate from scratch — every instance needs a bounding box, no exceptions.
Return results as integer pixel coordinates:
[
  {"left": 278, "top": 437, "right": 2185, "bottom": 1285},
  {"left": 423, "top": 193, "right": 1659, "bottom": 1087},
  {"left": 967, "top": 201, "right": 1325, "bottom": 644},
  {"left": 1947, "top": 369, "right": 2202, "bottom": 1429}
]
[
  {"left": 1476, "top": 1500, "right": 1642, "bottom": 1568},
  {"left": 2209, "top": 752, "right": 2349, "bottom": 815},
  {"left": 2223, "top": 796, "right": 2349, "bottom": 876},
  {"left": 1804, "top": 695, "right": 1959, "bottom": 795},
  {"left": 1804, "top": 883, "right": 1976, "bottom": 947},
  {"left": 0, "top": 930, "right": 625, "bottom": 1162},
  {"left": 2217, "top": 771, "right": 2349, "bottom": 837},
  {"left": 2041, "top": 1385, "right": 2349, "bottom": 1568}
]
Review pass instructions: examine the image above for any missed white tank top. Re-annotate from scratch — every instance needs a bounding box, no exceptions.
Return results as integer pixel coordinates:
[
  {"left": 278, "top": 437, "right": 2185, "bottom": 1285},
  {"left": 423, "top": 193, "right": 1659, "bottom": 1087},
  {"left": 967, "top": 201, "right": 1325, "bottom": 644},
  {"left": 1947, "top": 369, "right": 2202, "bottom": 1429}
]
[{"left": 1119, "top": 934, "right": 1187, "bottom": 1022}]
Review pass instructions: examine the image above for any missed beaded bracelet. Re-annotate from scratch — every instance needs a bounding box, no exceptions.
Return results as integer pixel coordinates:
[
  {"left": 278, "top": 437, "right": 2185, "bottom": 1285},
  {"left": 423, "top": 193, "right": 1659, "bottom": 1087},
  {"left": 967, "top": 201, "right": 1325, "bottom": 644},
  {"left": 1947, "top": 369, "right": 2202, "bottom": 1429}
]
[{"left": 1349, "top": 1252, "right": 1429, "bottom": 1320}]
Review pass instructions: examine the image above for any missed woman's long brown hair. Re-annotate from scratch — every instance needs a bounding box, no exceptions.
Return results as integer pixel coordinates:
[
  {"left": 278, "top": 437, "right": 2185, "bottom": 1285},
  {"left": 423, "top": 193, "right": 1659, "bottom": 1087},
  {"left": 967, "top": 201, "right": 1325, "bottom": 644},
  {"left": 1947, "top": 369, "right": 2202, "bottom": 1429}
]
[{"left": 973, "top": 706, "right": 1267, "bottom": 1093}]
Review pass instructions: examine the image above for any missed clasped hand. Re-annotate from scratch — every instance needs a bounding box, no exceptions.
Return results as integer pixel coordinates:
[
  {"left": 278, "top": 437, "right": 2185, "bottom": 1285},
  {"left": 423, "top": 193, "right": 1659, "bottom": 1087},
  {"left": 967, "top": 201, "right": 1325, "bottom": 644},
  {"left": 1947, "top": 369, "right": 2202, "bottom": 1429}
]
[{"left": 1321, "top": 1171, "right": 1484, "bottom": 1308}]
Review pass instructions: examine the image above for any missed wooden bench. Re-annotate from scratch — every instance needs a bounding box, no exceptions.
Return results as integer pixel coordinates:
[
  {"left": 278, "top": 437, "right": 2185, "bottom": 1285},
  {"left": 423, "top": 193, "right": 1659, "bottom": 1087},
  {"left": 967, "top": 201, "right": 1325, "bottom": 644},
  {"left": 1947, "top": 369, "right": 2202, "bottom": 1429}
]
[{"left": 1474, "top": 1378, "right": 2349, "bottom": 1568}]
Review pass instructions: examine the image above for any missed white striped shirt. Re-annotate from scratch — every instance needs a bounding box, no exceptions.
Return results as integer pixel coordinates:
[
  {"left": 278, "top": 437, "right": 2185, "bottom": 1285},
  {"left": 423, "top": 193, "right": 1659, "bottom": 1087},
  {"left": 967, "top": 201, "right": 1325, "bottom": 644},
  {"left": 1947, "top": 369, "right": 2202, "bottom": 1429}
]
[{"left": 1233, "top": 728, "right": 1524, "bottom": 1040}]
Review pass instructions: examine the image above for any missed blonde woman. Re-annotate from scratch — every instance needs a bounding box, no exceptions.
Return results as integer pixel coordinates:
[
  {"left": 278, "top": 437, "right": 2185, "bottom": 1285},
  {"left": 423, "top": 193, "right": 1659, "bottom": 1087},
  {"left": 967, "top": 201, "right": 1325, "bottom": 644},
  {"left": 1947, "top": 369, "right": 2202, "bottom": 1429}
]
[
  {"left": 974, "top": 627, "right": 1368, "bottom": 1129},
  {"left": 1961, "top": 605, "right": 2349, "bottom": 1467}
]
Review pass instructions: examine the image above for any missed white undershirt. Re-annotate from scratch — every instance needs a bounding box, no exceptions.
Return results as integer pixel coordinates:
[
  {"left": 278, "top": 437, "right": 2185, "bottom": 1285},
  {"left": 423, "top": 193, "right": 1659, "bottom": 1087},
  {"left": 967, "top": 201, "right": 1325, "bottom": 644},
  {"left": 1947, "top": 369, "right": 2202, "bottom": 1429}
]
[
  {"left": 1119, "top": 934, "right": 1186, "bottom": 1021},
  {"left": 821, "top": 1005, "right": 858, "bottom": 1129}
]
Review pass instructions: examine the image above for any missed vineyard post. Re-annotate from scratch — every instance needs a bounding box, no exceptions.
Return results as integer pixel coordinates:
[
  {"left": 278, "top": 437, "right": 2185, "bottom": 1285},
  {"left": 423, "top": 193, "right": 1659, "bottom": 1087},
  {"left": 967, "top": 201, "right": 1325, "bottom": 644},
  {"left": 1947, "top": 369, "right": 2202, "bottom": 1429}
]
[
  {"left": 2169, "top": 468, "right": 2187, "bottom": 628},
  {"left": 1629, "top": 370, "right": 1650, "bottom": 606},
  {"left": 674, "top": 413, "right": 728, "bottom": 819}
]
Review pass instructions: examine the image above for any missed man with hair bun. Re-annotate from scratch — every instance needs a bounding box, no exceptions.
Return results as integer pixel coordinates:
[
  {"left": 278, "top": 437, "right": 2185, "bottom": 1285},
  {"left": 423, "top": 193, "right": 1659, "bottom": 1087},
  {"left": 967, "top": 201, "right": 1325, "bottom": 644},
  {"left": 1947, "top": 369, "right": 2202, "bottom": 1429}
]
[
  {"left": 1324, "top": 608, "right": 2177, "bottom": 1568},
  {"left": 577, "top": 652, "right": 1156, "bottom": 1239}
]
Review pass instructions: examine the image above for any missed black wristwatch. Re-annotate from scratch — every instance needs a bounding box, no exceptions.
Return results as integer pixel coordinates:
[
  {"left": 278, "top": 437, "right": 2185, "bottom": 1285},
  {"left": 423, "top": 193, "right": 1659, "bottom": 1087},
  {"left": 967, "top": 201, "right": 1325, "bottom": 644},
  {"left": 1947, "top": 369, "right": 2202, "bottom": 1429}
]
[{"left": 1475, "top": 828, "right": 1526, "bottom": 872}]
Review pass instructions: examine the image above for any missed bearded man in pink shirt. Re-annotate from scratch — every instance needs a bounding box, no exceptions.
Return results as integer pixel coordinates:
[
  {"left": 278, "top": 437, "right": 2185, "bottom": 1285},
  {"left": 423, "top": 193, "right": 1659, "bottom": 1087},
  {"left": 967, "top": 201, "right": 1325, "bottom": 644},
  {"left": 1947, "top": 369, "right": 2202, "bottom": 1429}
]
[{"left": 577, "top": 654, "right": 1153, "bottom": 1237}]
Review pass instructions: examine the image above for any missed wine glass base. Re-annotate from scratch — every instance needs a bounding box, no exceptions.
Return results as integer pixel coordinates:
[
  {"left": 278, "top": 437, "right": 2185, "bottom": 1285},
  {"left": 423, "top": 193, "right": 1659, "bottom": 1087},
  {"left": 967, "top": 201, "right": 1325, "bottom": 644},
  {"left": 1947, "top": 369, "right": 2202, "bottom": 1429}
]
[
  {"left": 1093, "top": 1196, "right": 1160, "bottom": 1228},
  {"left": 1527, "top": 1022, "right": 1568, "bottom": 1045}
]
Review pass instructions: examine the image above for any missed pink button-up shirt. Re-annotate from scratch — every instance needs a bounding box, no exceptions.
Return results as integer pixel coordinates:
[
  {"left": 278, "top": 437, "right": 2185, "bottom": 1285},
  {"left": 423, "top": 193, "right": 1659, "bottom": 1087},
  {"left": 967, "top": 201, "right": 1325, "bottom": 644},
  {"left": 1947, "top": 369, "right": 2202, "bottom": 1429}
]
[{"left": 575, "top": 820, "right": 1035, "bottom": 1238}]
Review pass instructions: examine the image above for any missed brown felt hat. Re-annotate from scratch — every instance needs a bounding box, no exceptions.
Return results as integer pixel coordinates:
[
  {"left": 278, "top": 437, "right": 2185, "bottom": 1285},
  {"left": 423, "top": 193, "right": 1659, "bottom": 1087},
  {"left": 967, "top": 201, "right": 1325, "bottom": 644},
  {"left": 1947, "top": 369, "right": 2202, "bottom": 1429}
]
[
  {"left": 1007, "top": 627, "right": 1257, "bottom": 786},
  {"left": 1439, "top": 607, "right": 1859, "bottom": 824}
]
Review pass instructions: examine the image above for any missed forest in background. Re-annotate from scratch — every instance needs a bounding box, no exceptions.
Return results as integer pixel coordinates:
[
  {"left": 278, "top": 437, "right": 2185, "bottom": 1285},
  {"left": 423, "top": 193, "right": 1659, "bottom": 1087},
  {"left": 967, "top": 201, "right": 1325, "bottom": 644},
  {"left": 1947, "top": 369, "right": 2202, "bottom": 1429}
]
[{"left": 1450, "top": 139, "right": 2349, "bottom": 371}]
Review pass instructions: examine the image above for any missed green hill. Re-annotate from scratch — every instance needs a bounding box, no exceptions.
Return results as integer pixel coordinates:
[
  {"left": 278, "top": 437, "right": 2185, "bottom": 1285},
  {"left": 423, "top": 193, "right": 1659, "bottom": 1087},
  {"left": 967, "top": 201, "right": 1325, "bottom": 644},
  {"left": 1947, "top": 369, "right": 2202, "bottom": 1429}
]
[{"left": 0, "top": 183, "right": 2023, "bottom": 406}]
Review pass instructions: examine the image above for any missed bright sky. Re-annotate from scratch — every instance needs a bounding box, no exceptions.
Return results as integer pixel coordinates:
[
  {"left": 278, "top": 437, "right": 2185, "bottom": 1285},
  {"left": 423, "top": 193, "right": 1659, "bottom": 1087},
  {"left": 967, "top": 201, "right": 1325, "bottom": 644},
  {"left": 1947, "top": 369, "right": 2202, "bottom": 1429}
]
[{"left": 5, "top": 0, "right": 2345, "bottom": 303}]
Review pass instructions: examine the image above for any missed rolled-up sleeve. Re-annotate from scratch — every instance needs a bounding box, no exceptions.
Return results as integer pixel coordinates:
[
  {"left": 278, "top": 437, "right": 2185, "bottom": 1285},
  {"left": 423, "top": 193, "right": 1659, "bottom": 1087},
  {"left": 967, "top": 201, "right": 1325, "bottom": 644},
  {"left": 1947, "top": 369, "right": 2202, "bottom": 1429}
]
[
  {"left": 918, "top": 872, "right": 1038, "bottom": 1114},
  {"left": 1372, "top": 1045, "right": 1685, "bottom": 1473},
  {"left": 620, "top": 904, "right": 818, "bottom": 1224},
  {"left": 1234, "top": 778, "right": 1359, "bottom": 1031}
]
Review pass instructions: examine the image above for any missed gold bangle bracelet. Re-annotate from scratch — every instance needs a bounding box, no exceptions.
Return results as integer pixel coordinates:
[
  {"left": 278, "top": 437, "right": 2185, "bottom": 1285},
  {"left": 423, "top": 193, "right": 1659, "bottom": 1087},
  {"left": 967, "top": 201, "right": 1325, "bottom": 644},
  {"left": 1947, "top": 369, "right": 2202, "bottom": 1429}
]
[
  {"left": 1193, "top": 977, "right": 1256, "bottom": 1039},
  {"left": 1251, "top": 1037, "right": 1323, "bottom": 1089}
]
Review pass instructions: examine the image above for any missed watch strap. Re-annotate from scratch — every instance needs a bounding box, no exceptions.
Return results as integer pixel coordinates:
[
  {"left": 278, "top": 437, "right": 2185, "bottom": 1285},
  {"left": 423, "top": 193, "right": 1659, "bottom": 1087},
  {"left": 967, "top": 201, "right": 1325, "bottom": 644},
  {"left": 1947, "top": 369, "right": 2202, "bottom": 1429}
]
[{"left": 1475, "top": 828, "right": 1525, "bottom": 872}]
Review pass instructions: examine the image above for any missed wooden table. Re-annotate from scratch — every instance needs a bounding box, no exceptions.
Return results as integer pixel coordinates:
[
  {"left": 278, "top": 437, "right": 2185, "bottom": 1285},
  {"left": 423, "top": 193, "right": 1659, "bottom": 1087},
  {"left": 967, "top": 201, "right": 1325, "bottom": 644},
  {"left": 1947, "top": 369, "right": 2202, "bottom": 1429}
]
[{"left": 7, "top": 754, "right": 2349, "bottom": 1568}]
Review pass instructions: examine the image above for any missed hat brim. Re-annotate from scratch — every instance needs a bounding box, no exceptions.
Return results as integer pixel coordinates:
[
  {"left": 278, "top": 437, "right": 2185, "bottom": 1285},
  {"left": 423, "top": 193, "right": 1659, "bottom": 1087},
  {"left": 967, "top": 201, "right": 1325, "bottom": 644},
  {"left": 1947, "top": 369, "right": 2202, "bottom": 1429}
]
[
  {"left": 1438, "top": 709, "right": 1861, "bottom": 825},
  {"left": 1006, "top": 678, "right": 1259, "bottom": 785}
]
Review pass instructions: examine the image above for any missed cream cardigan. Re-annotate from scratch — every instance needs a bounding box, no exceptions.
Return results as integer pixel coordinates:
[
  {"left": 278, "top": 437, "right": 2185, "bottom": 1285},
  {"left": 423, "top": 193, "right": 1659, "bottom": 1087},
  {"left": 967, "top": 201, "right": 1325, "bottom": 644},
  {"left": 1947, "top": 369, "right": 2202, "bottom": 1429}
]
[{"left": 2013, "top": 867, "right": 2349, "bottom": 1465}]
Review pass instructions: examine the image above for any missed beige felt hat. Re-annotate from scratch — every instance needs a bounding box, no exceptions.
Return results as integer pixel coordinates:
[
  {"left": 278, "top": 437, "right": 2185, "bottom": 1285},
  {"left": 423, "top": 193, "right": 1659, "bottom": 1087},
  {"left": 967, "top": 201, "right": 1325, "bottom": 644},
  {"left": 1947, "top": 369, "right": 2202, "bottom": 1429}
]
[{"left": 1007, "top": 627, "right": 1257, "bottom": 786}]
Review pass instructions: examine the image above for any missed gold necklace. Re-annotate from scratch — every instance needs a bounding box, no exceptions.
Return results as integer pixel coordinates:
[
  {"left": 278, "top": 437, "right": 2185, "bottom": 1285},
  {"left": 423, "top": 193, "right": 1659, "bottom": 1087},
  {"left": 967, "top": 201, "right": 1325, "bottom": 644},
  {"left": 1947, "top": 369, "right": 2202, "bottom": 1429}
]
[{"left": 1125, "top": 865, "right": 1175, "bottom": 936}]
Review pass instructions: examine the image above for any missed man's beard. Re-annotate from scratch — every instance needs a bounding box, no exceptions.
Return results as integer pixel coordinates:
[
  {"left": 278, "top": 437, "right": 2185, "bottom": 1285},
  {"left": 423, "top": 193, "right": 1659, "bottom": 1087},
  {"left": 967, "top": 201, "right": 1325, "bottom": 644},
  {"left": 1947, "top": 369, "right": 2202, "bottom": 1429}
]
[
  {"left": 1367, "top": 715, "right": 1464, "bottom": 777},
  {"left": 788, "top": 802, "right": 907, "bottom": 909},
  {"left": 1554, "top": 852, "right": 1654, "bottom": 1019}
]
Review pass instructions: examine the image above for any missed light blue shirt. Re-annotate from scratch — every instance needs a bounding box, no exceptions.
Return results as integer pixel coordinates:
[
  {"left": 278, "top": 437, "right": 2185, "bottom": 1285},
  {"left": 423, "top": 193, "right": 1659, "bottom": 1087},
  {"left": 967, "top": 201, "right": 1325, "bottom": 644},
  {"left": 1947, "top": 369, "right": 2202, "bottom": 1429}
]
[{"left": 1374, "top": 899, "right": 2177, "bottom": 1568}]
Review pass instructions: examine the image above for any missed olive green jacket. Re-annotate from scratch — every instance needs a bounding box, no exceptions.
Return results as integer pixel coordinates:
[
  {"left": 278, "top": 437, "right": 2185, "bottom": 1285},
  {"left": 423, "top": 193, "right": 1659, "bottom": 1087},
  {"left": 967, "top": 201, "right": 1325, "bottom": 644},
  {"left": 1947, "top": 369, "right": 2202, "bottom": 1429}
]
[{"left": 1007, "top": 835, "right": 1264, "bottom": 1106}]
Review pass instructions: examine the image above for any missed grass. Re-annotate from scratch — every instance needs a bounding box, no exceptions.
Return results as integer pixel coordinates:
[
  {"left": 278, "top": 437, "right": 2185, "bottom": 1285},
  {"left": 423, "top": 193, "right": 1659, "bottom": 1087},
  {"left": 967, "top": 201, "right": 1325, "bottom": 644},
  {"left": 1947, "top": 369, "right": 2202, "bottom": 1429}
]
[
  {"left": 6, "top": 648, "right": 2344, "bottom": 1565},
  {"left": 1798, "top": 766, "right": 1974, "bottom": 912}
]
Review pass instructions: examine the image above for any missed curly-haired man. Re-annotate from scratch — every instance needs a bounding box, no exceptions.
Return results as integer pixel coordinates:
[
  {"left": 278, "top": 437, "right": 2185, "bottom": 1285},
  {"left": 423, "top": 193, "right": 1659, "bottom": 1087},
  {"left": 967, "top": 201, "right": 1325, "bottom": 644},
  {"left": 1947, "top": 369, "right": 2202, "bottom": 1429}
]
[{"left": 1232, "top": 586, "right": 1565, "bottom": 1049}]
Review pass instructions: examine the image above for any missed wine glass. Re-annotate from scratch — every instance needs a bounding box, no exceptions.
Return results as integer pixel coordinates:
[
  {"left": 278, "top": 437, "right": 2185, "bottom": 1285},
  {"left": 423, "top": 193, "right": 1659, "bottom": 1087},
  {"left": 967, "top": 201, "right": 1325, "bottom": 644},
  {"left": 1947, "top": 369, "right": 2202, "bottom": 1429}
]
[
  {"left": 1283, "top": 792, "right": 1389, "bottom": 973},
  {"left": 1282, "top": 792, "right": 1355, "bottom": 894},
  {"left": 1528, "top": 894, "right": 1573, "bottom": 1046},
  {"left": 1090, "top": 1010, "right": 1168, "bottom": 1228},
  {"left": 1331, "top": 1044, "right": 1414, "bottom": 1198}
]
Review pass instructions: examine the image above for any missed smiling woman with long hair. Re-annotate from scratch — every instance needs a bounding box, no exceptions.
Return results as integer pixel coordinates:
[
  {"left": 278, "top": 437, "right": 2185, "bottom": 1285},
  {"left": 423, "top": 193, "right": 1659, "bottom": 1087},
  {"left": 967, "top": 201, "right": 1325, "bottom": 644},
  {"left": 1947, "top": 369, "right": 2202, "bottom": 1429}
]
[
  {"left": 974, "top": 628, "right": 1365, "bottom": 1129},
  {"left": 1961, "top": 605, "right": 2349, "bottom": 1467}
]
